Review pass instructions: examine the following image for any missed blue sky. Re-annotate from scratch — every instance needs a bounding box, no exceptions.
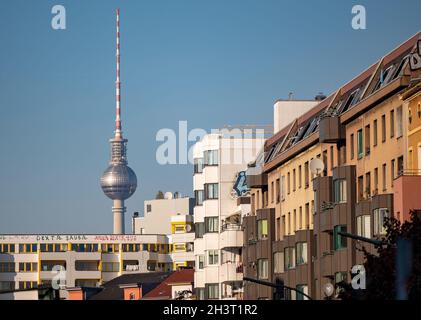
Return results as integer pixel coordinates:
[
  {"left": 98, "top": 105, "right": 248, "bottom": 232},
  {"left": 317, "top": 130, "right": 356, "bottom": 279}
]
[{"left": 0, "top": 0, "right": 420, "bottom": 233}]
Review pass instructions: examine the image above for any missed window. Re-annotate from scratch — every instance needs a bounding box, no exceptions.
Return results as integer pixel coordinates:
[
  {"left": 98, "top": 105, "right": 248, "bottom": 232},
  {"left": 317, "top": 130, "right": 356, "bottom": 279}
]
[
  {"left": 293, "top": 169, "right": 296, "bottom": 191},
  {"left": 273, "top": 252, "right": 284, "bottom": 274},
  {"left": 19, "top": 281, "right": 37, "bottom": 290},
  {"left": 101, "top": 244, "right": 119, "bottom": 253},
  {"left": 335, "top": 272, "right": 348, "bottom": 295},
  {"left": 0, "top": 262, "right": 15, "bottom": 273},
  {"left": 333, "top": 179, "right": 347, "bottom": 204},
  {"left": 271, "top": 181, "right": 274, "bottom": 203},
  {"left": 390, "top": 110, "right": 395, "bottom": 138},
  {"left": 373, "top": 119, "right": 378, "bottom": 146},
  {"left": 323, "top": 150, "right": 328, "bottom": 176},
  {"left": 147, "top": 260, "right": 157, "bottom": 271},
  {"left": 257, "top": 259, "right": 268, "bottom": 279},
  {"left": 397, "top": 106, "right": 403, "bottom": 138},
  {"left": 204, "top": 183, "right": 218, "bottom": 200},
  {"left": 305, "top": 203, "right": 310, "bottom": 228},
  {"left": 73, "top": 244, "right": 99, "bottom": 252},
  {"left": 298, "top": 165, "right": 302, "bottom": 188},
  {"left": 19, "top": 262, "right": 38, "bottom": 272},
  {"left": 330, "top": 146, "right": 334, "bottom": 171},
  {"left": 207, "top": 284, "right": 219, "bottom": 299},
  {"left": 391, "top": 159, "right": 395, "bottom": 187},
  {"left": 194, "top": 158, "right": 204, "bottom": 173},
  {"left": 381, "top": 114, "right": 386, "bottom": 142},
  {"left": 356, "top": 215, "right": 371, "bottom": 238},
  {"left": 299, "top": 206, "right": 303, "bottom": 230},
  {"left": 392, "top": 56, "right": 409, "bottom": 79},
  {"left": 304, "top": 162, "right": 309, "bottom": 187},
  {"left": 257, "top": 219, "right": 268, "bottom": 240},
  {"left": 350, "top": 133, "right": 355, "bottom": 160},
  {"left": 291, "top": 210, "right": 296, "bottom": 233},
  {"left": 282, "top": 216, "right": 286, "bottom": 239},
  {"left": 281, "top": 176, "right": 286, "bottom": 200},
  {"left": 358, "top": 175, "right": 364, "bottom": 201},
  {"left": 204, "top": 150, "right": 218, "bottom": 166},
  {"left": 276, "top": 178, "right": 280, "bottom": 203},
  {"left": 0, "top": 244, "right": 15, "bottom": 253},
  {"left": 129, "top": 292, "right": 136, "bottom": 300},
  {"left": 296, "top": 285, "right": 309, "bottom": 300},
  {"left": 374, "top": 208, "right": 389, "bottom": 235},
  {"left": 207, "top": 250, "right": 219, "bottom": 265},
  {"left": 374, "top": 168, "right": 379, "bottom": 193},
  {"left": 196, "top": 288, "right": 205, "bottom": 300},
  {"left": 198, "top": 255, "right": 205, "bottom": 269},
  {"left": 287, "top": 172, "right": 291, "bottom": 194},
  {"left": 397, "top": 155, "right": 404, "bottom": 176},
  {"left": 146, "top": 204, "right": 152, "bottom": 213},
  {"left": 19, "top": 243, "right": 37, "bottom": 253},
  {"left": 341, "top": 89, "right": 361, "bottom": 113},
  {"left": 357, "top": 129, "right": 363, "bottom": 159},
  {"left": 382, "top": 163, "right": 387, "bottom": 190},
  {"left": 333, "top": 225, "right": 347, "bottom": 250},
  {"left": 296, "top": 242, "right": 308, "bottom": 265},
  {"left": 173, "top": 243, "right": 186, "bottom": 252},
  {"left": 195, "top": 190, "right": 204, "bottom": 206},
  {"left": 373, "top": 66, "right": 394, "bottom": 92},
  {"left": 0, "top": 281, "right": 15, "bottom": 291},
  {"left": 41, "top": 261, "right": 66, "bottom": 272},
  {"left": 409, "top": 108, "right": 412, "bottom": 124},
  {"left": 205, "top": 217, "right": 218, "bottom": 233},
  {"left": 365, "top": 125, "right": 371, "bottom": 155},
  {"left": 40, "top": 244, "right": 67, "bottom": 253},
  {"left": 195, "top": 222, "right": 205, "bottom": 238},
  {"left": 365, "top": 172, "right": 371, "bottom": 198},
  {"left": 284, "top": 247, "right": 296, "bottom": 270}
]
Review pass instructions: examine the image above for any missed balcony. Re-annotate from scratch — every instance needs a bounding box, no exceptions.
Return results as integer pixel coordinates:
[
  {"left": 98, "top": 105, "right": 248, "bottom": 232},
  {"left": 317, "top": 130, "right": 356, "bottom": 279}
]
[
  {"left": 319, "top": 116, "right": 345, "bottom": 143},
  {"left": 394, "top": 170, "right": 421, "bottom": 222},
  {"left": 219, "top": 262, "right": 243, "bottom": 282},
  {"left": 319, "top": 209, "right": 332, "bottom": 233},
  {"left": 320, "top": 252, "right": 333, "bottom": 278},
  {"left": 220, "top": 224, "right": 243, "bottom": 249}
]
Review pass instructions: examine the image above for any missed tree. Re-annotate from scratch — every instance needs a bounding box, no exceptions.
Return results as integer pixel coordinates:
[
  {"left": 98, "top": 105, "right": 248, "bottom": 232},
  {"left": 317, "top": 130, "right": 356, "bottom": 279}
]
[
  {"left": 155, "top": 190, "right": 164, "bottom": 199},
  {"left": 338, "top": 210, "right": 421, "bottom": 300}
]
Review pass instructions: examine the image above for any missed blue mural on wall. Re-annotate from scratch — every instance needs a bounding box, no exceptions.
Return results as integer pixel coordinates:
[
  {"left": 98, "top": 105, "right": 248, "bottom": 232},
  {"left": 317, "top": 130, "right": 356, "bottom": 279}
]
[{"left": 231, "top": 171, "right": 250, "bottom": 198}]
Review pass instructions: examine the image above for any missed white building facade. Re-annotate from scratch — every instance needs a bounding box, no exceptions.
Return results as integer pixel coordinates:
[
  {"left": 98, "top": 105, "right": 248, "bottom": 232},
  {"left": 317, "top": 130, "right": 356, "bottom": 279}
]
[
  {"left": 192, "top": 132, "right": 264, "bottom": 300},
  {"left": 0, "top": 234, "right": 180, "bottom": 299}
]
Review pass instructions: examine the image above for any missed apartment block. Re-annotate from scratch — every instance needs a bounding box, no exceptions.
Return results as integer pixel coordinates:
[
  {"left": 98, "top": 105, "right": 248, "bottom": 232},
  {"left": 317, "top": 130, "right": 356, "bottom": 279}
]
[
  {"left": 193, "top": 132, "right": 264, "bottom": 300},
  {"left": 244, "top": 31, "right": 421, "bottom": 300}
]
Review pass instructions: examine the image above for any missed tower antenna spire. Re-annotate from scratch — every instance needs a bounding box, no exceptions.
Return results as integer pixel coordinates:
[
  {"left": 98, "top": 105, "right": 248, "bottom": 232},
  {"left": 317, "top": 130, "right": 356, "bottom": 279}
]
[{"left": 115, "top": 7, "right": 122, "bottom": 139}]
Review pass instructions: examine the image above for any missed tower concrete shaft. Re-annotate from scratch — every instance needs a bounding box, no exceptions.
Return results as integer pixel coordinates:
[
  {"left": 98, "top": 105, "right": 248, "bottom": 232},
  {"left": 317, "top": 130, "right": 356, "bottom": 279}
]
[{"left": 112, "top": 199, "right": 125, "bottom": 234}]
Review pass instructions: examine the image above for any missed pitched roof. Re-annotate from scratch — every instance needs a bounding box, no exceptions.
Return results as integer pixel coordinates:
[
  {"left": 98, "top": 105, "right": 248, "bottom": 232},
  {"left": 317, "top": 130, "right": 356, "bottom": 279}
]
[
  {"left": 264, "top": 30, "right": 421, "bottom": 167},
  {"left": 142, "top": 269, "right": 194, "bottom": 300},
  {"left": 89, "top": 272, "right": 171, "bottom": 300}
]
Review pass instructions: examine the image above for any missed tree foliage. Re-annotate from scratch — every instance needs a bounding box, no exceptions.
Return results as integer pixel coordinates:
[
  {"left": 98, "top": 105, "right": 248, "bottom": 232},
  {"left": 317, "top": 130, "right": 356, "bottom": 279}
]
[
  {"left": 338, "top": 210, "right": 421, "bottom": 300},
  {"left": 155, "top": 190, "right": 164, "bottom": 199}
]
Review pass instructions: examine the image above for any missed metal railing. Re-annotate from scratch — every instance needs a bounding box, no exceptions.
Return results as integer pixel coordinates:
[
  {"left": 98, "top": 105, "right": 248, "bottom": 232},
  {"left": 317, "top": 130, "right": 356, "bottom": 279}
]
[
  {"left": 221, "top": 223, "right": 242, "bottom": 232},
  {"left": 397, "top": 169, "right": 421, "bottom": 177}
]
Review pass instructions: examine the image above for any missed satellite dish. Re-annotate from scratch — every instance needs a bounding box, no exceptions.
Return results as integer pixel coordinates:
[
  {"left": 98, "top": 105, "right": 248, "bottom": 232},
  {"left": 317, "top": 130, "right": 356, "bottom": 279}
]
[
  {"left": 309, "top": 158, "right": 325, "bottom": 175},
  {"left": 164, "top": 192, "right": 173, "bottom": 200},
  {"left": 186, "top": 224, "right": 192, "bottom": 232}
]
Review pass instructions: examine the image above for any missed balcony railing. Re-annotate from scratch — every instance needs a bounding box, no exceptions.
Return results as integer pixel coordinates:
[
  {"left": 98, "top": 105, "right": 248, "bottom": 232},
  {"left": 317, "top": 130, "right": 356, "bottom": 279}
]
[
  {"left": 397, "top": 169, "right": 421, "bottom": 177},
  {"left": 221, "top": 223, "right": 242, "bottom": 232}
]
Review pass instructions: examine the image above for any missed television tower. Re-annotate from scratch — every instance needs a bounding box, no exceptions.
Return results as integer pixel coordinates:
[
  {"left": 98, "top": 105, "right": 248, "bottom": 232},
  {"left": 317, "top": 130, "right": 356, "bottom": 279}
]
[{"left": 100, "top": 8, "right": 137, "bottom": 234}]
